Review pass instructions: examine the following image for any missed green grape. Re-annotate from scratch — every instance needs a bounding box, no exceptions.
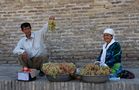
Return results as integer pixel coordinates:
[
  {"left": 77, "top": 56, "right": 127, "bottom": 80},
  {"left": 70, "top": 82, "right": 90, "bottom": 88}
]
[
  {"left": 42, "top": 62, "right": 76, "bottom": 78},
  {"left": 80, "top": 64, "right": 111, "bottom": 76}
]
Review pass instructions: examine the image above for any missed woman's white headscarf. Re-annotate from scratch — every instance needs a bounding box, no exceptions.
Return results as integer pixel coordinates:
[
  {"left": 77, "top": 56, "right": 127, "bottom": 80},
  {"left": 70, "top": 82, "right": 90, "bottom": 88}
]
[{"left": 100, "top": 28, "right": 116, "bottom": 66}]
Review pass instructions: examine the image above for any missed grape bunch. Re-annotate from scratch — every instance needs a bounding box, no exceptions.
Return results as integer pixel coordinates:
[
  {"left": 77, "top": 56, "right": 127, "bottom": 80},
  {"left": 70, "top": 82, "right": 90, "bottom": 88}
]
[
  {"left": 42, "top": 62, "right": 76, "bottom": 78},
  {"left": 48, "top": 16, "right": 56, "bottom": 31},
  {"left": 80, "top": 64, "right": 111, "bottom": 76},
  {"left": 42, "top": 63, "right": 60, "bottom": 78}
]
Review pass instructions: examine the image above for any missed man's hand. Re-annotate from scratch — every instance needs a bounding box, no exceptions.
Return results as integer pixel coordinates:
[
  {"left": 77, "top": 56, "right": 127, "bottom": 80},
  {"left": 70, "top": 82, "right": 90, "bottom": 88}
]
[
  {"left": 49, "top": 16, "right": 55, "bottom": 20},
  {"left": 21, "top": 52, "right": 29, "bottom": 61}
]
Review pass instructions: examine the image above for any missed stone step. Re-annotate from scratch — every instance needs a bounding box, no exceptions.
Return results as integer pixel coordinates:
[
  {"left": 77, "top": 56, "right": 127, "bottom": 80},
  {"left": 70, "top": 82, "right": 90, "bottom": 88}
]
[{"left": 0, "top": 79, "right": 139, "bottom": 90}]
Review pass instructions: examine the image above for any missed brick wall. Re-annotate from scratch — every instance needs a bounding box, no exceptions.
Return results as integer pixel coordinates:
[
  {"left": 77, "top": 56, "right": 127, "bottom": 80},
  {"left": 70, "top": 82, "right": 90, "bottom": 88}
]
[{"left": 0, "top": 0, "right": 139, "bottom": 66}]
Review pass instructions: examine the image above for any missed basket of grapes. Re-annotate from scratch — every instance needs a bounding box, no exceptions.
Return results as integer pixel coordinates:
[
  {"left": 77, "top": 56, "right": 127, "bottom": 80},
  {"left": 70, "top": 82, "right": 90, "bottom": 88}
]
[
  {"left": 80, "top": 64, "right": 111, "bottom": 83},
  {"left": 42, "top": 62, "right": 76, "bottom": 82}
]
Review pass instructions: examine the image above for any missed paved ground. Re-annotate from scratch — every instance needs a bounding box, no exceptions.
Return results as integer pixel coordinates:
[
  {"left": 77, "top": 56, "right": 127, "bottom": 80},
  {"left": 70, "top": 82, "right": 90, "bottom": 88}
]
[
  {"left": 0, "top": 64, "right": 139, "bottom": 81},
  {"left": 0, "top": 64, "right": 139, "bottom": 90},
  {"left": 0, "top": 64, "right": 21, "bottom": 80},
  {"left": 0, "top": 64, "right": 44, "bottom": 81}
]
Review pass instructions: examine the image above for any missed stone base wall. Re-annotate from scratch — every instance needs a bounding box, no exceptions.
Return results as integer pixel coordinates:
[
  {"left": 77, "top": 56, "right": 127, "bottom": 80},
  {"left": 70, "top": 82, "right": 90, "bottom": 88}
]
[{"left": 0, "top": 80, "right": 139, "bottom": 90}]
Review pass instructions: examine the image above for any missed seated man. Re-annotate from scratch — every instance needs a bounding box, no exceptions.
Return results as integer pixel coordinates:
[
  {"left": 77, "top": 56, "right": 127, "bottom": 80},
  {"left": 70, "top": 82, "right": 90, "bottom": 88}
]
[
  {"left": 13, "top": 16, "right": 55, "bottom": 76},
  {"left": 97, "top": 28, "right": 122, "bottom": 77}
]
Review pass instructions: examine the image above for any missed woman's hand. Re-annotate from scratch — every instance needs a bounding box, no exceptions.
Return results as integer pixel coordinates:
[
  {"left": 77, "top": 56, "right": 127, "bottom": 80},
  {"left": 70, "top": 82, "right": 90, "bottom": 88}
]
[
  {"left": 94, "top": 61, "right": 108, "bottom": 67},
  {"left": 94, "top": 61, "right": 100, "bottom": 65}
]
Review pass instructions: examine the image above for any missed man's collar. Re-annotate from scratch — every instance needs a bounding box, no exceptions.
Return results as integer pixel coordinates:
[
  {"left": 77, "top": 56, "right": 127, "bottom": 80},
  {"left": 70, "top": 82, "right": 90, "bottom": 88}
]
[{"left": 25, "top": 33, "right": 34, "bottom": 40}]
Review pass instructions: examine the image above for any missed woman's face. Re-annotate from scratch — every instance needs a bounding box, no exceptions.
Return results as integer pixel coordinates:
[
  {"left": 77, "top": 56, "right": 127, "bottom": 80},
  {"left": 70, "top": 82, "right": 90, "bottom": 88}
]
[{"left": 103, "top": 33, "right": 113, "bottom": 43}]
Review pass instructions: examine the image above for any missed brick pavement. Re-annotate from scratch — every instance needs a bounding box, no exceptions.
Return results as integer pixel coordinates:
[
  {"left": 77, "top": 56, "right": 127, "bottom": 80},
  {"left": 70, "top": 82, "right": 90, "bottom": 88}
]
[
  {"left": 0, "top": 64, "right": 21, "bottom": 80},
  {"left": 0, "top": 64, "right": 139, "bottom": 90}
]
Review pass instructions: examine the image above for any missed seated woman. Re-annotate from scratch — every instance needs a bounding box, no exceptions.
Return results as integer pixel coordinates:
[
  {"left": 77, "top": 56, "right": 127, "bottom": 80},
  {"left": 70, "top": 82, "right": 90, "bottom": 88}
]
[{"left": 97, "top": 28, "right": 122, "bottom": 77}]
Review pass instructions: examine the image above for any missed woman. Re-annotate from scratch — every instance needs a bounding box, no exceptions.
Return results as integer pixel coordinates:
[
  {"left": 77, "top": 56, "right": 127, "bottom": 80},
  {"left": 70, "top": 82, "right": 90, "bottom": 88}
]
[{"left": 97, "top": 28, "right": 122, "bottom": 77}]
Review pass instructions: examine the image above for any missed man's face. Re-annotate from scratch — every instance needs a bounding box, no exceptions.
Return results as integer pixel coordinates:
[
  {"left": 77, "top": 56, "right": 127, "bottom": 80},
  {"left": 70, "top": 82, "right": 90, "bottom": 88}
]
[
  {"left": 21, "top": 27, "right": 31, "bottom": 38},
  {"left": 103, "top": 33, "right": 113, "bottom": 43}
]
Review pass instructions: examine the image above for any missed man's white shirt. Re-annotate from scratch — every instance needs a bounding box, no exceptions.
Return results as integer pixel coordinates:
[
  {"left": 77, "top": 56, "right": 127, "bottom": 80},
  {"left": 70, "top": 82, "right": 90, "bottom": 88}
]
[{"left": 13, "top": 23, "right": 48, "bottom": 58}]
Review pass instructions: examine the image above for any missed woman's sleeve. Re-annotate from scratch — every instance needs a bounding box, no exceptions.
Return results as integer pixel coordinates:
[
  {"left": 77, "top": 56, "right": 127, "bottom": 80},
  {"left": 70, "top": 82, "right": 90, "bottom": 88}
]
[
  {"left": 97, "top": 50, "right": 103, "bottom": 61},
  {"left": 106, "top": 42, "right": 122, "bottom": 67}
]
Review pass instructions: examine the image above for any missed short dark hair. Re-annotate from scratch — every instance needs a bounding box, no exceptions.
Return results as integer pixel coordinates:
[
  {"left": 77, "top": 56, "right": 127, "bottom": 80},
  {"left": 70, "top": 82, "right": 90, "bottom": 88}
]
[{"left": 21, "top": 22, "right": 31, "bottom": 30}]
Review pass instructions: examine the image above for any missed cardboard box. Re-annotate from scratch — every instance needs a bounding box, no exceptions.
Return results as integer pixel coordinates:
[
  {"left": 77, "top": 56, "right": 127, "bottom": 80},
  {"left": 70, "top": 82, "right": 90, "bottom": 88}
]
[{"left": 17, "top": 69, "right": 38, "bottom": 81}]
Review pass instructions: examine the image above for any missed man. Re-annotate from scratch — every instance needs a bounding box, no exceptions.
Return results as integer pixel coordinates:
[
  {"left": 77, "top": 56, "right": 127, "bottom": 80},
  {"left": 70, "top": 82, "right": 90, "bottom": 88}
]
[{"left": 13, "top": 16, "right": 55, "bottom": 76}]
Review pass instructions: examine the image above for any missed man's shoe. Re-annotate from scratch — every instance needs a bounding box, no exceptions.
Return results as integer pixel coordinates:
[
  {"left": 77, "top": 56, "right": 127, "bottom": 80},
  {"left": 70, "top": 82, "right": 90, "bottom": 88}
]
[{"left": 39, "top": 71, "right": 45, "bottom": 76}]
